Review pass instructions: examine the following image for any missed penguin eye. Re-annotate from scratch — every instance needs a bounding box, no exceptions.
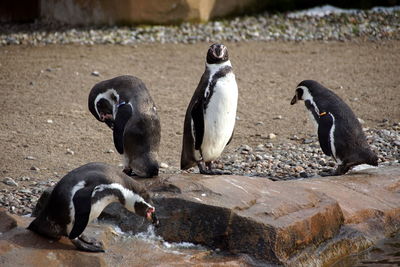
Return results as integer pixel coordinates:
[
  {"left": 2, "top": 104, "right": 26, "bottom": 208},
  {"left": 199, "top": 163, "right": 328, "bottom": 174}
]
[
  {"left": 111, "top": 94, "right": 117, "bottom": 102},
  {"left": 297, "top": 89, "right": 304, "bottom": 99}
]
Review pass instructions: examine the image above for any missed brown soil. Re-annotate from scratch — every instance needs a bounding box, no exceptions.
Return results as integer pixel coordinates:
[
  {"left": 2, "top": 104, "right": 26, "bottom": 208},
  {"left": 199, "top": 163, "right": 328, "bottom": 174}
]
[{"left": 1, "top": 41, "right": 399, "bottom": 189}]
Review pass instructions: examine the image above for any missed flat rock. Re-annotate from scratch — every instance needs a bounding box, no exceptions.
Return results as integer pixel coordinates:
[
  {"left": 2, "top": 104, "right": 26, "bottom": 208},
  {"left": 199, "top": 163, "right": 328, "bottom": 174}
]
[
  {"left": 147, "top": 166, "right": 400, "bottom": 265},
  {"left": 150, "top": 173, "right": 343, "bottom": 264},
  {"left": 1, "top": 166, "right": 399, "bottom": 266}
]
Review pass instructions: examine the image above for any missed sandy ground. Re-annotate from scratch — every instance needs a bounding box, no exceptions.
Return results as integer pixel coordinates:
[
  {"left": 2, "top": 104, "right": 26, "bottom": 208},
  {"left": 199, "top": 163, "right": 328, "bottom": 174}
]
[{"left": 0, "top": 41, "right": 399, "bottom": 189}]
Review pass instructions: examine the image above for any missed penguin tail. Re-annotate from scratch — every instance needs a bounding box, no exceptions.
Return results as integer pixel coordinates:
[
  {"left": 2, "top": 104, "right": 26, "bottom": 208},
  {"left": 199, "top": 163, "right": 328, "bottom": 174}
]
[
  {"left": 27, "top": 218, "right": 39, "bottom": 232},
  {"left": 27, "top": 216, "right": 62, "bottom": 240},
  {"left": 360, "top": 147, "right": 379, "bottom": 166}
]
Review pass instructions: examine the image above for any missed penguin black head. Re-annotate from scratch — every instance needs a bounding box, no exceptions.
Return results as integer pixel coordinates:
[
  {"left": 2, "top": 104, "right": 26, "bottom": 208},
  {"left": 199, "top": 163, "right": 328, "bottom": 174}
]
[
  {"left": 90, "top": 88, "right": 120, "bottom": 128},
  {"left": 96, "top": 98, "right": 114, "bottom": 128},
  {"left": 134, "top": 200, "right": 160, "bottom": 227},
  {"left": 290, "top": 80, "right": 321, "bottom": 105},
  {"left": 206, "top": 43, "right": 229, "bottom": 64}
]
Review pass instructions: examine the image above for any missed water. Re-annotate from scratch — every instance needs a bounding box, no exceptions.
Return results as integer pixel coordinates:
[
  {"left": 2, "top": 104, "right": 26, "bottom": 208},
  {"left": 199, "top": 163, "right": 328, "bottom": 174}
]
[
  {"left": 332, "top": 231, "right": 400, "bottom": 266},
  {"left": 102, "top": 224, "right": 399, "bottom": 266},
  {"left": 102, "top": 225, "right": 271, "bottom": 267}
]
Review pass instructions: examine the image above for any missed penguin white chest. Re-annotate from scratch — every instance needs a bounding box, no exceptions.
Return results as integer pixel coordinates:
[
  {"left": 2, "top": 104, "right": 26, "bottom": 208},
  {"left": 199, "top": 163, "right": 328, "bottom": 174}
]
[{"left": 201, "top": 72, "right": 238, "bottom": 161}]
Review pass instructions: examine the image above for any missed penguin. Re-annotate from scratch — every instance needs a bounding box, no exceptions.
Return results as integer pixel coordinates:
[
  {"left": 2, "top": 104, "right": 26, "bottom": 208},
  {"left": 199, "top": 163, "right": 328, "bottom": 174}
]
[
  {"left": 88, "top": 75, "right": 161, "bottom": 178},
  {"left": 28, "top": 162, "right": 159, "bottom": 252},
  {"left": 290, "top": 80, "right": 378, "bottom": 176},
  {"left": 181, "top": 43, "right": 238, "bottom": 175}
]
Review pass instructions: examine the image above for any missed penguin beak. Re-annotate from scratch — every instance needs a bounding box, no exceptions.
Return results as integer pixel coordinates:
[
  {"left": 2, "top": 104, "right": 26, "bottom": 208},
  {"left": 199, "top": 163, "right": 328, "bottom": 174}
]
[
  {"left": 290, "top": 94, "right": 298, "bottom": 105},
  {"left": 212, "top": 45, "right": 226, "bottom": 59},
  {"left": 146, "top": 207, "right": 160, "bottom": 227}
]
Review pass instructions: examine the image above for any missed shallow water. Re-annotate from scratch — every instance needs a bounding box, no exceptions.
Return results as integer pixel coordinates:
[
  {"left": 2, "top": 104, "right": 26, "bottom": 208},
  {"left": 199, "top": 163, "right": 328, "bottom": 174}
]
[
  {"left": 332, "top": 231, "right": 400, "bottom": 266},
  {"left": 103, "top": 225, "right": 273, "bottom": 267}
]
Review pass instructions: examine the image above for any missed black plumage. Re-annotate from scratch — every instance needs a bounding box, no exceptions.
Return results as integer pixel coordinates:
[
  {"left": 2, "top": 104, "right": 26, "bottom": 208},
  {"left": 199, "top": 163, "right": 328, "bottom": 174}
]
[
  {"left": 28, "top": 162, "right": 158, "bottom": 252},
  {"left": 291, "top": 80, "right": 378, "bottom": 175},
  {"left": 88, "top": 75, "right": 161, "bottom": 177}
]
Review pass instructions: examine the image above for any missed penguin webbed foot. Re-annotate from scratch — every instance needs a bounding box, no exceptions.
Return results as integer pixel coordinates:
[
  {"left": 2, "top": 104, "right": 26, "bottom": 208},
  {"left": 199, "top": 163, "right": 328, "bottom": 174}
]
[
  {"left": 319, "top": 164, "right": 350, "bottom": 177},
  {"left": 319, "top": 170, "right": 336, "bottom": 177},
  {"left": 198, "top": 161, "right": 231, "bottom": 175},
  {"left": 71, "top": 234, "right": 105, "bottom": 253}
]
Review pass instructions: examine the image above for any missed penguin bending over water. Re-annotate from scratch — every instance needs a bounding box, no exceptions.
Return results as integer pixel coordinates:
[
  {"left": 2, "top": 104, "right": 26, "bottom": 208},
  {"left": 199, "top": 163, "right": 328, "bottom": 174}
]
[
  {"left": 88, "top": 75, "right": 161, "bottom": 178},
  {"left": 290, "top": 80, "right": 378, "bottom": 176},
  {"left": 181, "top": 43, "right": 238, "bottom": 175},
  {"left": 28, "top": 162, "right": 159, "bottom": 252}
]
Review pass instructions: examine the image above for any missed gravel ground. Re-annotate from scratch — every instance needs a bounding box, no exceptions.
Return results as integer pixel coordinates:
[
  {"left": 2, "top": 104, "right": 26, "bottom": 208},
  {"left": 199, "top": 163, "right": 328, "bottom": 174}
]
[
  {"left": 1, "top": 7, "right": 399, "bottom": 45},
  {"left": 0, "top": 7, "right": 399, "bottom": 216},
  {"left": 2, "top": 125, "right": 399, "bottom": 215}
]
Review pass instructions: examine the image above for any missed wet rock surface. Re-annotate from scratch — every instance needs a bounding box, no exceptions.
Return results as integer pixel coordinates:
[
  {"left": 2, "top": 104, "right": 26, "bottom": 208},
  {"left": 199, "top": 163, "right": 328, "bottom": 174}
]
[
  {"left": 0, "top": 209, "right": 252, "bottom": 267},
  {"left": 5, "top": 166, "right": 399, "bottom": 266}
]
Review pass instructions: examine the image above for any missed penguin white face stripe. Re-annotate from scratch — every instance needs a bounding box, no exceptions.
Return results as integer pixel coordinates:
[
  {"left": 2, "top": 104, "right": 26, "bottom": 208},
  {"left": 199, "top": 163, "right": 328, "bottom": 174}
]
[
  {"left": 297, "top": 85, "right": 319, "bottom": 130},
  {"left": 67, "top": 181, "right": 86, "bottom": 235},
  {"left": 297, "top": 85, "right": 320, "bottom": 115},
  {"left": 92, "top": 183, "right": 148, "bottom": 213},
  {"left": 93, "top": 88, "right": 119, "bottom": 119}
]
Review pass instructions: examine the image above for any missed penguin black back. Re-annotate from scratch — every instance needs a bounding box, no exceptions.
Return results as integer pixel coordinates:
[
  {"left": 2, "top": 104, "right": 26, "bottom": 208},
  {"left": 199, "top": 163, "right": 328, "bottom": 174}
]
[
  {"left": 291, "top": 80, "right": 378, "bottom": 175},
  {"left": 88, "top": 75, "right": 161, "bottom": 177},
  {"left": 28, "top": 162, "right": 159, "bottom": 252}
]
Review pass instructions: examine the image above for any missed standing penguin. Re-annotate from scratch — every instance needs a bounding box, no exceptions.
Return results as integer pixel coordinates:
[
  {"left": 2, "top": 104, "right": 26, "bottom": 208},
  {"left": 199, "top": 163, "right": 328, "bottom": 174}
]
[
  {"left": 28, "top": 162, "right": 159, "bottom": 252},
  {"left": 88, "top": 75, "right": 160, "bottom": 178},
  {"left": 290, "top": 80, "right": 378, "bottom": 175},
  {"left": 181, "top": 43, "right": 238, "bottom": 174}
]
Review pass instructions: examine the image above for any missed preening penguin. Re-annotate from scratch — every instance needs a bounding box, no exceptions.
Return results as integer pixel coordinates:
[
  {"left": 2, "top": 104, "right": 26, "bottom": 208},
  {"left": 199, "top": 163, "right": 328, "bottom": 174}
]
[
  {"left": 181, "top": 43, "right": 238, "bottom": 175},
  {"left": 88, "top": 75, "right": 161, "bottom": 178},
  {"left": 28, "top": 162, "right": 159, "bottom": 252},
  {"left": 290, "top": 80, "right": 378, "bottom": 175}
]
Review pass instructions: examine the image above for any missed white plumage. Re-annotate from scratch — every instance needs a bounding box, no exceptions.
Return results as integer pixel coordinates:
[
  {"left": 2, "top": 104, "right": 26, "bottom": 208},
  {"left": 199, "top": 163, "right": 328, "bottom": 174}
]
[{"left": 201, "top": 68, "right": 238, "bottom": 161}]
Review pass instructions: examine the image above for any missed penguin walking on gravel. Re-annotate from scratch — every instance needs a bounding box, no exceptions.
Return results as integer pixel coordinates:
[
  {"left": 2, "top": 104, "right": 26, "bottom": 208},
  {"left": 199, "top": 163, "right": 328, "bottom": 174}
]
[
  {"left": 88, "top": 75, "right": 161, "bottom": 178},
  {"left": 28, "top": 162, "right": 159, "bottom": 252},
  {"left": 181, "top": 43, "right": 238, "bottom": 175},
  {"left": 290, "top": 80, "right": 378, "bottom": 175}
]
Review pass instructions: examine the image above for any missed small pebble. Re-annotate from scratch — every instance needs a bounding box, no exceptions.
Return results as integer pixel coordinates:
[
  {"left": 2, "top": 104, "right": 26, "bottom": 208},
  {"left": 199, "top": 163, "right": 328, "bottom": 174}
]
[
  {"left": 30, "top": 166, "right": 40, "bottom": 171},
  {"left": 66, "top": 148, "right": 75, "bottom": 155},
  {"left": 273, "top": 115, "right": 283, "bottom": 120},
  {"left": 3, "top": 177, "right": 18, "bottom": 187},
  {"left": 303, "top": 139, "right": 313, "bottom": 144},
  {"left": 241, "top": 145, "right": 252, "bottom": 152},
  {"left": 24, "top": 156, "right": 36, "bottom": 160},
  {"left": 105, "top": 149, "right": 114, "bottom": 153},
  {"left": 20, "top": 176, "right": 31, "bottom": 181},
  {"left": 47, "top": 119, "right": 53, "bottom": 124},
  {"left": 267, "top": 133, "right": 276, "bottom": 139},
  {"left": 91, "top": 71, "right": 100, "bottom": 76},
  {"left": 160, "top": 162, "right": 169, "bottom": 168}
]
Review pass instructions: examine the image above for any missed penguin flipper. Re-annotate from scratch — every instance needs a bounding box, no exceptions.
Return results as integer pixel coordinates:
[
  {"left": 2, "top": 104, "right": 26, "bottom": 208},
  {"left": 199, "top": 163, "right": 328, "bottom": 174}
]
[
  {"left": 226, "top": 129, "right": 235, "bottom": 146},
  {"left": 191, "top": 100, "right": 204, "bottom": 150},
  {"left": 113, "top": 104, "right": 133, "bottom": 154},
  {"left": 318, "top": 113, "right": 333, "bottom": 156},
  {"left": 68, "top": 187, "right": 92, "bottom": 239}
]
